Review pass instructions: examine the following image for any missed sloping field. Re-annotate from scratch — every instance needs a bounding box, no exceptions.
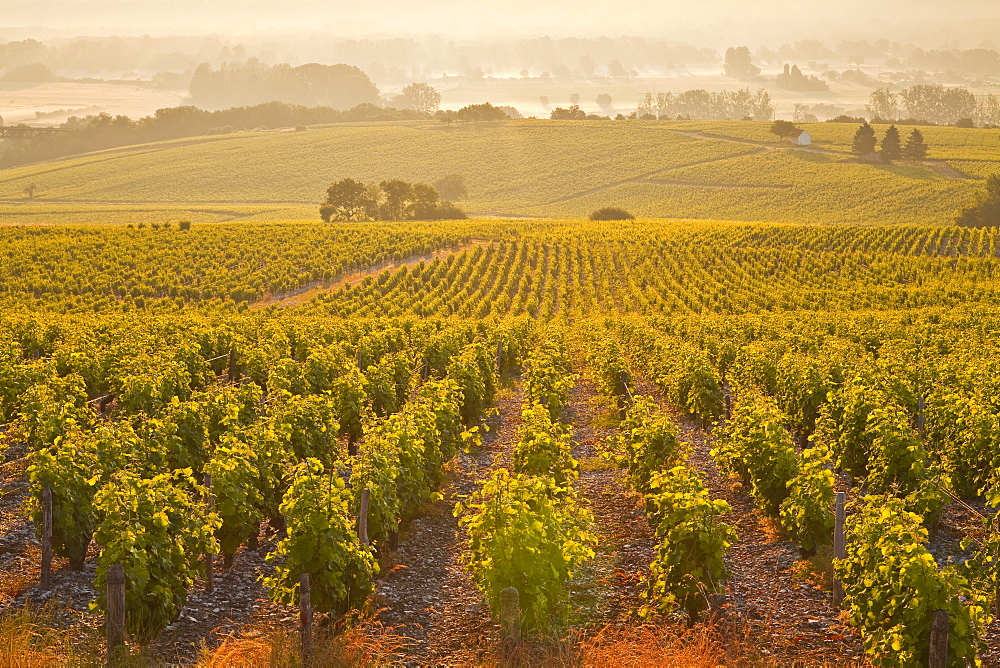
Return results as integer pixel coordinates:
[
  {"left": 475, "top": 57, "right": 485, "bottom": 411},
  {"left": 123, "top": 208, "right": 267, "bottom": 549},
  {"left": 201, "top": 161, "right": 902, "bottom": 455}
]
[{"left": 0, "top": 119, "right": 995, "bottom": 224}]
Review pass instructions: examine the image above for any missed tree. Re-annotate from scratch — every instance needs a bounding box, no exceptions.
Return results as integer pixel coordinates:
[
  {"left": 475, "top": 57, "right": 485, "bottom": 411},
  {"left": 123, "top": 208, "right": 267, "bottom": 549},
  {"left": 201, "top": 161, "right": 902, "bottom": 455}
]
[
  {"left": 378, "top": 179, "right": 413, "bottom": 220},
  {"left": 851, "top": 122, "right": 877, "bottom": 156},
  {"left": 868, "top": 88, "right": 898, "bottom": 121},
  {"left": 433, "top": 174, "right": 468, "bottom": 201},
  {"left": 880, "top": 125, "right": 902, "bottom": 162},
  {"left": 320, "top": 178, "right": 378, "bottom": 222},
  {"left": 408, "top": 183, "right": 441, "bottom": 220},
  {"left": 902, "top": 128, "right": 928, "bottom": 161},
  {"left": 596, "top": 94, "right": 613, "bottom": 110},
  {"left": 770, "top": 119, "right": 797, "bottom": 138},
  {"left": 23, "top": 183, "right": 37, "bottom": 199},
  {"left": 579, "top": 54, "right": 596, "bottom": 78},
  {"left": 723, "top": 47, "right": 761, "bottom": 81},
  {"left": 550, "top": 105, "right": 587, "bottom": 120},
  {"left": 956, "top": 174, "right": 1000, "bottom": 228},
  {"left": 393, "top": 83, "right": 441, "bottom": 113},
  {"left": 570, "top": 93, "right": 580, "bottom": 105},
  {"left": 539, "top": 96, "right": 550, "bottom": 107},
  {"left": 454, "top": 103, "right": 509, "bottom": 122},
  {"left": 608, "top": 60, "right": 627, "bottom": 79}
]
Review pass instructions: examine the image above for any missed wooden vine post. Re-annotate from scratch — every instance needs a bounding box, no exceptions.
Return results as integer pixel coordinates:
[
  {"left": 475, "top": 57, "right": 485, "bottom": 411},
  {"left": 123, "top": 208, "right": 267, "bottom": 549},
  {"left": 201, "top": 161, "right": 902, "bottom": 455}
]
[
  {"left": 928, "top": 608, "right": 949, "bottom": 668},
  {"left": 495, "top": 340, "right": 503, "bottom": 372},
  {"left": 299, "top": 573, "right": 313, "bottom": 666},
  {"left": 106, "top": 563, "right": 126, "bottom": 666},
  {"left": 832, "top": 491, "right": 846, "bottom": 607},
  {"left": 500, "top": 586, "right": 521, "bottom": 657},
  {"left": 358, "top": 487, "right": 370, "bottom": 546},
  {"left": 203, "top": 474, "right": 214, "bottom": 593},
  {"left": 40, "top": 486, "right": 52, "bottom": 590}
]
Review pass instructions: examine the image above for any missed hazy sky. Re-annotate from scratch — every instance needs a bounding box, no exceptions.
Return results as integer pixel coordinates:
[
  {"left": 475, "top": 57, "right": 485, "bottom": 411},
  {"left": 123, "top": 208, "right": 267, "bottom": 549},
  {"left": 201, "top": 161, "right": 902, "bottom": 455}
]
[{"left": 6, "top": 0, "right": 1000, "bottom": 47}]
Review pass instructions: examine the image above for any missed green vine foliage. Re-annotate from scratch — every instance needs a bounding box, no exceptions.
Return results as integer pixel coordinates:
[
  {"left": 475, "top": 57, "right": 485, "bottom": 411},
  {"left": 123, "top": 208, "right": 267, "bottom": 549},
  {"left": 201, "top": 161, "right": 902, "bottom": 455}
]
[
  {"left": 512, "top": 402, "right": 578, "bottom": 486},
  {"left": 264, "top": 459, "right": 377, "bottom": 616},
  {"left": 267, "top": 393, "right": 345, "bottom": 469},
  {"left": 586, "top": 336, "right": 631, "bottom": 412},
  {"left": 145, "top": 397, "right": 211, "bottom": 472},
  {"left": 610, "top": 395, "right": 688, "bottom": 495},
  {"left": 28, "top": 434, "right": 98, "bottom": 570},
  {"left": 778, "top": 444, "right": 835, "bottom": 554},
  {"left": 643, "top": 466, "right": 736, "bottom": 621},
  {"left": 523, "top": 337, "right": 576, "bottom": 421},
  {"left": 304, "top": 343, "right": 368, "bottom": 441},
  {"left": 963, "top": 475, "right": 1000, "bottom": 618},
  {"left": 16, "top": 371, "right": 93, "bottom": 452},
  {"left": 92, "top": 469, "right": 219, "bottom": 644},
  {"left": 203, "top": 434, "right": 264, "bottom": 563},
  {"left": 413, "top": 378, "right": 469, "bottom": 476},
  {"left": 28, "top": 421, "right": 142, "bottom": 569},
  {"left": 446, "top": 342, "right": 498, "bottom": 425},
  {"left": 924, "top": 389, "right": 999, "bottom": 498},
  {"left": 835, "top": 496, "right": 987, "bottom": 666},
  {"left": 456, "top": 469, "right": 596, "bottom": 630},
  {"left": 712, "top": 395, "right": 799, "bottom": 516}
]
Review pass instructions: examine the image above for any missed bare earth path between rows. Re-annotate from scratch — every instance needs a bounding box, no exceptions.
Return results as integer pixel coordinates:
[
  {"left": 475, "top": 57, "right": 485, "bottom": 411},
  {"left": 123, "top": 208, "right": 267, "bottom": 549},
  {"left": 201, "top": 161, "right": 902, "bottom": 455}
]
[
  {"left": 564, "top": 374, "right": 658, "bottom": 624},
  {"left": 372, "top": 381, "right": 523, "bottom": 665},
  {"left": 254, "top": 239, "right": 493, "bottom": 308}
]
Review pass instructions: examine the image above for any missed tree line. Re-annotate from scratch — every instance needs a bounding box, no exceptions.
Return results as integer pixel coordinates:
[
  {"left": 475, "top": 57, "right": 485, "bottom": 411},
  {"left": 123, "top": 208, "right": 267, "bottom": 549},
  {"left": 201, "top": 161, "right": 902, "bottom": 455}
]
[
  {"left": 868, "top": 85, "right": 1000, "bottom": 127},
  {"left": 634, "top": 88, "right": 774, "bottom": 121},
  {"left": 0, "top": 102, "right": 430, "bottom": 169},
  {"left": 189, "top": 60, "right": 381, "bottom": 110}
]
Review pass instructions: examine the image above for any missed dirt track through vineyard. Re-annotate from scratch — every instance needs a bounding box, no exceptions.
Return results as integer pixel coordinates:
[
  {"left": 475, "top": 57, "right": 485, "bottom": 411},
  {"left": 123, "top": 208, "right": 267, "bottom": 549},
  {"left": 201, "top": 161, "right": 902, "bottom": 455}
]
[
  {"left": 372, "top": 381, "right": 523, "bottom": 665},
  {"left": 254, "top": 239, "right": 492, "bottom": 308}
]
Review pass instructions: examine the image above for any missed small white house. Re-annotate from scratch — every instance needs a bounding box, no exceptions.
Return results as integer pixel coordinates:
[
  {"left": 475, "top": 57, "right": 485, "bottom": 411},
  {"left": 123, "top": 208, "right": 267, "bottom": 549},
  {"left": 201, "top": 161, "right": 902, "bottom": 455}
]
[{"left": 788, "top": 128, "right": 812, "bottom": 146}]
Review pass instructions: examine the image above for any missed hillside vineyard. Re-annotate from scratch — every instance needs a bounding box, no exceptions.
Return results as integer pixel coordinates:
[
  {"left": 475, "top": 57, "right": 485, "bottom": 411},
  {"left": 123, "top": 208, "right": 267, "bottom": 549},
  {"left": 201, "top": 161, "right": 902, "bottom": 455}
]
[{"left": 4, "top": 214, "right": 1000, "bottom": 663}]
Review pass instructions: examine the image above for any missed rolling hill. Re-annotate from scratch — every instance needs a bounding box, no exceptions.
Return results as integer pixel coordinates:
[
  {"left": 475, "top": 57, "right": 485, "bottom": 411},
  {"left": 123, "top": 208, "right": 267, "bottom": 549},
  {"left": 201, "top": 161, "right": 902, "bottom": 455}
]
[{"left": 0, "top": 119, "right": 996, "bottom": 225}]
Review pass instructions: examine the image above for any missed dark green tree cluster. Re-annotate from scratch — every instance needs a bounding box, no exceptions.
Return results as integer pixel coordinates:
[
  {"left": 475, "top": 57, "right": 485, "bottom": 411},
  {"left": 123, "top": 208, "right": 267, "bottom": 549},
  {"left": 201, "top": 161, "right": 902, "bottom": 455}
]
[
  {"left": 853, "top": 123, "right": 927, "bottom": 162},
  {"left": 956, "top": 174, "right": 1000, "bottom": 228},
  {"left": 320, "top": 179, "right": 467, "bottom": 222}
]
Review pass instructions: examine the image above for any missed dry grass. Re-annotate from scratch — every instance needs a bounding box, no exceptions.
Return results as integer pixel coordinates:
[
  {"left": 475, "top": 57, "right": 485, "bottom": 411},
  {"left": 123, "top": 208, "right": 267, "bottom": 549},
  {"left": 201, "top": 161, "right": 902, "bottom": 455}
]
[
  {"left": 0, "top": 604, "right": 90, "bottom": 668},
  {"left": 196, "top": 620, "right": 411, "bottom": 668}
]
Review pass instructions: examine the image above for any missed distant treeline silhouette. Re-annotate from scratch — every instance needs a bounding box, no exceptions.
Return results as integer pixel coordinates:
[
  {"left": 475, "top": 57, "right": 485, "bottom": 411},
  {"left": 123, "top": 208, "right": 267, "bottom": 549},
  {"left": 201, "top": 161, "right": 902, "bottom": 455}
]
[
  {"left": 0, "top": 102, "right": 428, "bottom": 169},
  {"left": 189, "top": 60, "right": 380, "bottom": 110}
]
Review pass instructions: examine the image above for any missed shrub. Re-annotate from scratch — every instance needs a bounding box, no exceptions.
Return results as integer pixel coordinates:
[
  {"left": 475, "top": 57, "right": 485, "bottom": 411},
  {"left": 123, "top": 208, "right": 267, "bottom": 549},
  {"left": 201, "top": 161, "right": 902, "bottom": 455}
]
[
  {"left": 779, "top": 445, "right": 835, "bottom": 554},
  {"left": 612, "top": 396, "right": 688, "bottom": 494},
  {"left": 512, "top": 402, "right": 578, "bottom": 485},
  {"left": 835, "top": 496, "right": 986, "bottom": 665},
  {"left": 93, "top": 470, "right": 219, "bottom": 644},
  {"left": 643, "top": 466, "right": 736, "bottom": 620},
  {"left": 589, "top": 207, "right": 635, "bottom": 221},
  {"left": 712, "top": 394, "right": 798, "bottom": 516},
  {"left": 264, "top": 460, "right": 377, "bottom": 615},
  {"left": 457, "top": 469, "right": 595, "bottom": 629}
]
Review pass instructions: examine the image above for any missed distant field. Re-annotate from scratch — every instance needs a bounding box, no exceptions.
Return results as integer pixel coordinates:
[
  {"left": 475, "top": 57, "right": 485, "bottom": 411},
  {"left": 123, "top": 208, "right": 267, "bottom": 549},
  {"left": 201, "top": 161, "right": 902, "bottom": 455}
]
[{"left": 0, "top": 119, "right": 996, "bottom": 225}]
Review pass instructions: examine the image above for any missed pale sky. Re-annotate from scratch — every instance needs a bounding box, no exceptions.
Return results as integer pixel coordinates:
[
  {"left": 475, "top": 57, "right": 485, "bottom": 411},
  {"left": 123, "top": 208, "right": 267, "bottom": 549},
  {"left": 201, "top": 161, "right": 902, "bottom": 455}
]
[{"left": 5, "top": 0, "right": 1000, "bottom": 47}]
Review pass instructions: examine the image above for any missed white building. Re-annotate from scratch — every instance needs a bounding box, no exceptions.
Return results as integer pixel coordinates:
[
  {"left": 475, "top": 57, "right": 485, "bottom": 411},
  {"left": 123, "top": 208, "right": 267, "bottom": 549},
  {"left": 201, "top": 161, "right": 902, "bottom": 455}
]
[{"left": 788, "top": 128, "right": 812, "bottom": 146}]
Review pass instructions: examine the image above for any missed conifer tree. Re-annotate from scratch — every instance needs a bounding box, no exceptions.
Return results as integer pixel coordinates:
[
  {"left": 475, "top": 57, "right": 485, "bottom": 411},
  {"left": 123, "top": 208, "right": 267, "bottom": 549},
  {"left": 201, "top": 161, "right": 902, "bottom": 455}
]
[
  {"left": 852, "top": 122, "right": 877, "bottom": 155},
  {"left": 902, "top": 128, "right": 928, "bottom": 161},
  {"left": 880, "top": 124, "right": 902, "bottom": 162}
]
